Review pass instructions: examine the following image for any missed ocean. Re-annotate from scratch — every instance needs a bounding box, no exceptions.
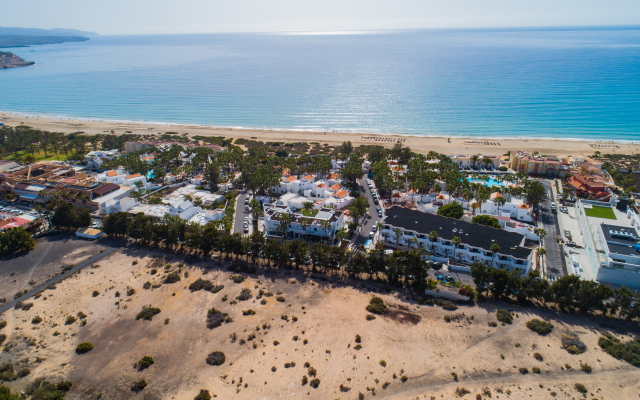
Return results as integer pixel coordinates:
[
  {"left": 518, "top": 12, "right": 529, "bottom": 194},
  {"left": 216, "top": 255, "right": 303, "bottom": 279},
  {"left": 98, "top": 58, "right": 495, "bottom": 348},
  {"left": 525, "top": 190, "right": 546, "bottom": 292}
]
[{"left": 1, "top": 28, "right": 639, "bottom": 140}]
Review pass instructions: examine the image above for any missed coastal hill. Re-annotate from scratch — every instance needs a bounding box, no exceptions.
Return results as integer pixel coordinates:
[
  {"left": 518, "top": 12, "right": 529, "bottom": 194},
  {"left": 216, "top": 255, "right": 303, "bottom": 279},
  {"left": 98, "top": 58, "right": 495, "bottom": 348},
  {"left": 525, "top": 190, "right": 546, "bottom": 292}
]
[
  {"left": 0, "top": 51, "right": 34, "bottom": 69},
  {"left": 0, "top": 26, "right": 96, "bottom": 49}
]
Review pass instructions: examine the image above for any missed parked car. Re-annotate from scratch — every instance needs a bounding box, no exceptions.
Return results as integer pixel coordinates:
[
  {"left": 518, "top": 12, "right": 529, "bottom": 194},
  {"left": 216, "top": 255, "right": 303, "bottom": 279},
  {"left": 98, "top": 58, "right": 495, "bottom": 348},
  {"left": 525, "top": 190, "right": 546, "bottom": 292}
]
[
  {"left": 369, "top": 231, "right": 375, "bottom": 239},
  {"left": 437, "top": 274, "right": 444, "bottom": 281},
  {"left": 445, "top": 275, "right": 455, "bottom": 283},
  {"left": 560, "top": 206, "right": 568, "bottom": 213}
]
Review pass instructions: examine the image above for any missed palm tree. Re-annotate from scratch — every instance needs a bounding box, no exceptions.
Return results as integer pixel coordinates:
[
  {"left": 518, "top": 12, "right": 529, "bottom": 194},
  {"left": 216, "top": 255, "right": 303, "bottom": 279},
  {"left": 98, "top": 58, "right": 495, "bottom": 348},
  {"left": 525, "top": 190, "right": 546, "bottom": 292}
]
[
  {"left": 494, "top": 196, "right": 506, "bottom": 215},
  {"left": 536, "top": 247, "right": 547, "bottom": 273},
  {"left": 394, "top": 228, "right": 403, "bottom": 250},
  {"left": 409, "top": 237, "right": 419, "bottom": 250},
  {"left": 320, "top": 220, "right": 332, "bottom": 242},
  {"left": 490, "top": 243, "right": 500, "bottom": 269},
  {"left": 336, "top": 227, "right": 349, "bottom": 244},
  {"left": 471, "top": 202, "right": 480, "bottom": 216},
  {"left": 277, "top": 213, "right": 292, "bottom": 238},
  {"left": 302, "top": 201, "right": 314, "bottom": 212},
  {"left": 428, "top": 230, "right": 438, "bottom": 254},
  {"left": 535, "top": 228, "right": 547, "bottom": 245},
  {"left": 470, "top": 154, "right": 480, "bottom": 169},
  {"left": 375, "top": 221, "right": 384, "bottom": 233},
  {"left": 452, "top": 236, "right": 462, "bottom": 262}
]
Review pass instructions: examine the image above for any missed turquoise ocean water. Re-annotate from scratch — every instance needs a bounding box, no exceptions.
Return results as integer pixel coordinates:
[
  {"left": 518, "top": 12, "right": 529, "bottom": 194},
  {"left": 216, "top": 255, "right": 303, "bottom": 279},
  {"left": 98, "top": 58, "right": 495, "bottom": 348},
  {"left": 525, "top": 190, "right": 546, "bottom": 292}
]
[{"left": 1, "top": 28, "right": 639, "bottom": 140}]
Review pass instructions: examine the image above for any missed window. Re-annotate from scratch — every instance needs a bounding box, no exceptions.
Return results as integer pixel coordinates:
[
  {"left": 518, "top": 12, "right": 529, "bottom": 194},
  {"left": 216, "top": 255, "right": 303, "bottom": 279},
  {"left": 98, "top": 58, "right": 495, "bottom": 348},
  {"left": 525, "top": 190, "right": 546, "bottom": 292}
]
[{"left": 516, "top": 260, "right": 524, "bottom": 265}]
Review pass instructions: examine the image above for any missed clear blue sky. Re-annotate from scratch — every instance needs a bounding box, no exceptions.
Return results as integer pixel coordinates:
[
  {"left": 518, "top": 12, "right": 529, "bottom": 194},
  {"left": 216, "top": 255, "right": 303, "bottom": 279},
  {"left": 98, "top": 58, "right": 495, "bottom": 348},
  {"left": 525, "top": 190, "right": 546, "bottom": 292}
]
[{"left": 5, "top": 0, "right": 640, "bottom": 35}]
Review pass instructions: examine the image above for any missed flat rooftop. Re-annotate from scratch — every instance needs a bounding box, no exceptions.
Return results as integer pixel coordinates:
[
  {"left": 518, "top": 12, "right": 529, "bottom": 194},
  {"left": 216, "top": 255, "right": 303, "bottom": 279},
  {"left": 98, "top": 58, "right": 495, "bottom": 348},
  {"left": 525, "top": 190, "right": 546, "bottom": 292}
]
[{"left": 601, "top": 224, "right": 640, "bottom": 257}]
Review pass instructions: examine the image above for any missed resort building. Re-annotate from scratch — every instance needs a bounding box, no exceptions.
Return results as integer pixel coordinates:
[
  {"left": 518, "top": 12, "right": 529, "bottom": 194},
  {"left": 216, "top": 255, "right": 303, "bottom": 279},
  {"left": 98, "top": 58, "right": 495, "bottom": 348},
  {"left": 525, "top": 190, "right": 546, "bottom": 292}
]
[
  {"left": 577, "top": 199, "right": 640, "bottom": 287},
  {"left": 567, "top": 174, "right": 614, "bottom": 201},
  {"left": 380, "top": 206, "right": 533, "bottom": 275},
  {"left": 263, "top": 203, "right": 346, "bottom": 239},
  {"left": 509, "top": 151, "right": 572, "bottom": 177},
  {"left": 84, "top": 150, "right": 120, "bottom": 169},
  {"left": 477, "top": 192, "right": 533, "bottom": 222},
  {"left": 451, "top": 155, "right": 500, "bottom": 170},
  {"left": 96, "top": 169, "right": 160, "bottom": 191}
]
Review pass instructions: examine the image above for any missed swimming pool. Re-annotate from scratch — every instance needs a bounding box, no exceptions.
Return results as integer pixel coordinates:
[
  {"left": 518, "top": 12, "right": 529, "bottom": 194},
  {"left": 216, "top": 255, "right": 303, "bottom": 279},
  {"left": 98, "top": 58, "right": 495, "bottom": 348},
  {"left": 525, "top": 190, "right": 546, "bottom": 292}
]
[{"left": 466, "top": 176, "right": 506, "bottom": 187}]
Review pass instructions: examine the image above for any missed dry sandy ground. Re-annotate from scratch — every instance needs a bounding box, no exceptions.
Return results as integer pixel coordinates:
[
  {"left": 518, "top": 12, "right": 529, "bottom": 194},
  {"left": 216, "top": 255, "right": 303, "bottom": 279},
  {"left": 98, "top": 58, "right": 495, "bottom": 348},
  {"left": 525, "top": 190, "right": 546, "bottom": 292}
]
[
  {"left": 3, "top": 112, "right": 639, "bottom": 157},
  {"left": 1, "top": 248, "right": 639, "bottom": 400}
]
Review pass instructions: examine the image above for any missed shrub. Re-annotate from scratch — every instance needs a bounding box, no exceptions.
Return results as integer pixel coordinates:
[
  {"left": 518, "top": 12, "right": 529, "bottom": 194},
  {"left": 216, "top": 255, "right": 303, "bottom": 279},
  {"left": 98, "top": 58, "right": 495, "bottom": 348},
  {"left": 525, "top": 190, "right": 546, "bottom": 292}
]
[
  {"left": 137, "top": 356, "right": 155, "bottom": 370},
  {"left": 365, "top": 314, "right": 376, "bottom": 321},
  {"left": 532, "top": 367, "right": 541, "bottom": 374},
  {"left": 230, "top": 275, "right": 245, "bottom": 283},
  {"left": 400, "top": 375, "right": 408, "bottom": 383},
  {"left": 31, "top": 315, "right": 43, "bottom": 324},
  {"left": 301, "top": 375, "right": 308, "bottom": 385},
  {"left": 164, "top": 273, "right": 181, "bottom": 284},
  {"left": 211, "top": 285, "right": 224, "bottom": 294},
  {"left": 65, "top": 315, "right": 77, "bottom": 325},
  {"left": 92, "top": 290, "right": 100, "bottom": 297},
  {"left": 443, "top": 315, "right": 452, "bottom": 322},
  {"left": 526, "top": 319, "right": 554, "bottom": 335},
  {"left": 562, "top": 335, "right": 587, "bottom": 355},
  {"left": 308, "top": 366, "right": 317, "bottom": 377},
  {"left": 355, "top": 334, "right": 362, "bottom": 343},
  {"left": 309, "top": 378, "right": 320, "bottom": 388},
  {"left": 519, "top": 367, "right": 528, "bottom": 374},
  {"left": 131, "top": 379, "right": 147, "bottom": 392},
  {"left": 281, "top": 315, "right": 289, "bottom": 321},
  {"left": 206, "top": 308, "right": 231, "bottom": 329},
  {"left": 75, "top": 342, "right": 94, "bottom": 354},
  {"left": 136, "top": 306, "right": 161, "bottom": 321},
  {"left": 243, "top": 310, "right": 256, "bottom": 316},
  {"left": 273, "top": 340, "right": 280, "bottom": 346},
  {"left": 0, "top": 321, "right": 6, "bottom": 330},
  {"left": 77, "top": 312, "right": 87, "bottom": 319},
  {"left": 366, "top": 297, "right": 386, "bottom": 315},
  {"left": 17, "top": 368, "right": 30, "bottom": 378},
  {"left": 237, "top": 288, "right": 252, "bottom": 301},
  {"left": 127, "top": 287, "right": 135, "bottom": 296},
  {"left": 580, "top": 363, "right": 592, "bottom": 373},
  {"left": 276, "top": 296, "right": 286, "bottom": 302},
  {"left": 194, "top": 389, "right": 212, "bottom": 400},
  {"left": 206, "top": 351, "right": 225, "bottom": 366},
  {"left": 143, "top": 281, "right": 152, "bottom": 290},
  {"left": 574, "top": 383, "right": 587, "bottom": 394},
  {"left": 496, "top": 309, "right": 512, "bottom": 324},
  {"left": 533, "top": 352, "right": 543, "bottom": 361},
  {"left": 488, "top": 321, "right": 497, "bottom": 327},
  {"left": 450, "top": 372, "right": 458, "bottom": 381},
  {"left": 455, "top": 387, "right": 470, "bottom": 397},
  {"left": 379, "top": 360, "right": 386, "bottom": 367},
  {"left": 354, "top": 344, "right": 362, "bottom": 350},
  {"left": 440, "top": 301, "right": 458, "bottom": 311},
  {"left": 340, "top": 383, "right": 351, "bottom": 392},
  {"left": 189, "top": 278, "right": 215, "bottom": 292},
  {"left": 598, "top": 334, "right": 640, "bottom": 367}
]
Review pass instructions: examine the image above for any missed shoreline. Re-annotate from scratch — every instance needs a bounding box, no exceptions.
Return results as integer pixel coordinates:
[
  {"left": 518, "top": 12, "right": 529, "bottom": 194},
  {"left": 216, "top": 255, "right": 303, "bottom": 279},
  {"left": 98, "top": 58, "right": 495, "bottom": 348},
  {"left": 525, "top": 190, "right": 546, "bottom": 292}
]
[{"left": 2, "top": 111, "right": 639, "bottom": 157}]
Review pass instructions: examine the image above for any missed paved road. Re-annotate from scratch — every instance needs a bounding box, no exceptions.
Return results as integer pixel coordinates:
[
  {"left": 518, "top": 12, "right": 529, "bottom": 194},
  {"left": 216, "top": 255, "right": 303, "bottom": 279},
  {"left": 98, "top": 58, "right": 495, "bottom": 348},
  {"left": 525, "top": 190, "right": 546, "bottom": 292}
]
[
  {"left": 0, "top": 246, "right": 121, "bottom": 315},
  {"left": 353, "top": 176, "right": 383, "bottom": 246},
  {"left": 234, "top": 189, "right": 252, "bottom": 235},
  {"left": 539, "top": 180, "right": 566, "bottom": 277}
]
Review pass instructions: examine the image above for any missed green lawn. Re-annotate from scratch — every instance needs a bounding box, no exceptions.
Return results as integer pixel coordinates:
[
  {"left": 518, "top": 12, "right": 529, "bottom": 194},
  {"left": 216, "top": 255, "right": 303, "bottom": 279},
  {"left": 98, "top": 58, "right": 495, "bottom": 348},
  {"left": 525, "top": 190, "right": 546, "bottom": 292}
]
[
  {"left": 5, "top": 150, "right": 63, "bottom": 163},
  {"left": 584, "top": 206, "right": 617, "bottom": 220}
]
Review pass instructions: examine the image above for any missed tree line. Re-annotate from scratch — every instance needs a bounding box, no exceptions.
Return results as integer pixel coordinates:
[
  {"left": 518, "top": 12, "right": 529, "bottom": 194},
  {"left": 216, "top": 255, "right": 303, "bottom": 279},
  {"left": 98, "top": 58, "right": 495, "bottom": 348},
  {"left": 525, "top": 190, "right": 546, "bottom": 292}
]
[{"left": 0, "top": 227, "right": 35, "bottom": 257}]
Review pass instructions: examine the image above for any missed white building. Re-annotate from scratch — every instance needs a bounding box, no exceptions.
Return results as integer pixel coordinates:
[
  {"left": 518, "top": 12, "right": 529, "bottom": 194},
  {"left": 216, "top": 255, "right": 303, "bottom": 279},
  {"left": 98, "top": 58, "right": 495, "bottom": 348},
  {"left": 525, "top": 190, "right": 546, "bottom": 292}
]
[
  {"left": 380, "top": 206, "right": 533, "bottom": 274},
  {"left": 478, "top": 192, "right": 533, "bottom": 222},
  {"left": 84, "top": 150, "right": 119, "bottom": 169},
  {"left": 99, "top": 196, "right": 137, "bottom": 215},
  {"left": 263, "top": 204, "right": 346, "bottom": 239},
  {"left": 96, "top": 170, "right": 160, "bottom": 191}
]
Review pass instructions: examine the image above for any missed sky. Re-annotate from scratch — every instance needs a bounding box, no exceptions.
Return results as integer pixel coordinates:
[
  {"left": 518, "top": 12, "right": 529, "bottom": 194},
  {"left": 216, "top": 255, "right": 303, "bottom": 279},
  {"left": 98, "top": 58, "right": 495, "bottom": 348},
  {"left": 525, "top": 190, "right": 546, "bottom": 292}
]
[{"left": 5, "top": 0, "right": 640, "bottom": 35}]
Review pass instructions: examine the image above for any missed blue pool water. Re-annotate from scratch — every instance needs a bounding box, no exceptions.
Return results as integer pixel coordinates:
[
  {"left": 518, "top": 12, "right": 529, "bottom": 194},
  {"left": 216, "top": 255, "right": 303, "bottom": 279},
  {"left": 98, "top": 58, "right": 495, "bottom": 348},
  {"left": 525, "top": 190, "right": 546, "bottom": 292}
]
[
  {"left": 466, "top": 176, "right": 506, "bottom": 187},
  {"left": 2, "top": 27, "right": 639, "bottom": 140}
]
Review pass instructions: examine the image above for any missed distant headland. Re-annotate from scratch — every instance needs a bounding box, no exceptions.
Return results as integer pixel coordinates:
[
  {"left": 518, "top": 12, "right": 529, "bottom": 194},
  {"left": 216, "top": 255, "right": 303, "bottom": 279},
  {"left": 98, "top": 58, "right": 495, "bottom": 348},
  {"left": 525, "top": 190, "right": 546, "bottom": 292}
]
[{"left": 0, "top": 51, "right": 35, "bottom": 68}]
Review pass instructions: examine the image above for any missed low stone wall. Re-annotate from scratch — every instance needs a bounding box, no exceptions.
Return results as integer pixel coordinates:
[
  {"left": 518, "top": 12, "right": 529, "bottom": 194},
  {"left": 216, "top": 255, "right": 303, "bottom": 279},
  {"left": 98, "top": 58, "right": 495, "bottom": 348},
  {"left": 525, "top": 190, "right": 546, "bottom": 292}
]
[{"left": 425, "top": 286, "right": 470, "bottom": 301}]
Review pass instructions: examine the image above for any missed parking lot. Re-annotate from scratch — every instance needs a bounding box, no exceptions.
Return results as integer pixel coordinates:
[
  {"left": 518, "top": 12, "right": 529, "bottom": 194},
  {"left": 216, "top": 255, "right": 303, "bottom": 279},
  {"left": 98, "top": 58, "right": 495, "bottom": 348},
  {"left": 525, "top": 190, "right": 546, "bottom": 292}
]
[{"left": 353, "top": 176, "right": 384, "bottom": 246}]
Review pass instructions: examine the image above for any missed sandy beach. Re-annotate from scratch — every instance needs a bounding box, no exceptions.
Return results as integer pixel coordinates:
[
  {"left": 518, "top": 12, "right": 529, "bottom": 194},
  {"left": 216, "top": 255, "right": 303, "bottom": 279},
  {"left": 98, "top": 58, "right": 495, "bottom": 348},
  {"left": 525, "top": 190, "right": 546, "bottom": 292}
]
[{"left": 2, "top": 112, "right": 638, "bottom": 157}]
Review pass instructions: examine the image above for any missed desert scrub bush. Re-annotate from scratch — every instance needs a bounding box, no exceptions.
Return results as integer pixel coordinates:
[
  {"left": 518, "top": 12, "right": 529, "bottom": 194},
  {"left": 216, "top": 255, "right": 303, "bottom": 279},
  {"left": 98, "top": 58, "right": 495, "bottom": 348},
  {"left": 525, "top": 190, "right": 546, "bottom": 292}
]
[
  {"left": 150, "top": 268, "right": 158, "bottom": 275},
  {"left": 400, "top": 375, "right": 408, "bottom": 383},
  {"left": 574, "top": 383, "right": 587, "bottom": 394},
  {"left": 211, "top": 285, "right": 224, "bottom": 294},
  {"left": 142, "top": 281, "right": 152, "bottom": 290},
  {"left": 276, "top": 296, "right": 286, "bottom": 302},
  {"left": 230, "top": 275, "right": 245, "bottom": 283},
  {"left": 115, "top": 291, "right": 121, "bottom": 297},
  {"left": 0, "top": 334, "right": 6, "bottom": 345},
  {"left": 355, "top": 334, "right": 361, "bottom": 343},
  {"left": 284, "top": 362, "right": 296, "bottom": 368},
  {"left": 137, "top": 356, "right": 155, "bottom": 370},
  {"left": 75, "top": 342, "right": 94, "bottom": 354},
  {"left": 206, "top": 308, "right": 231, "bottom": 329},
  {"left": 455, "top": 387, "right": 470, "bottom": 397},
  {"left": 526, "top": 319, "right": 554, "bottom": 335},
  {"left": 519, "top": 367, "right": 528, "bottom": 374},
  {"left": 440, "top": 301, "right": 458, "bottom": 311},
  {"left": 77, "top": 311, "right": 87, "bottom": 319},
  {"left": 379, "top": 360, "right": 386, "bottom": 367},
  {"left": 127, "top": 287, "right": 135, "bottom": 296},
  {"left": 131, "top": 379, "right": 147, "bottom": 392},
  {"left": 365, "top": 314, "right": 376, "bottom": 320},
  {"left": 580, "top": 363, "right": 592, "bottom": 373},
  {"left": 0, "top": 321, "right": 6, "bottom": 330},
  {"left": 271, "top": 366, "right": 277, "bottom": 372},
  {"left": 488, "top": 321, "right": 497, "bottom": 327},
  {"left": 273, "top": 340, "right": 280, "bottom": 346},
  {"left": 301, "top": 375, "right": 308, "bottom": 385},
  {"left": 92, "top": 290, "right": 100, "bottom": 297},
  {"left": 164, "top": 273, "right": 181, "bottom": 284},
  {"left": 450, "top": 372, "right": 458, "bottom": 381},
  {"left": 496, "top": 309, "right": 513, "bottom": 324},
  {"left": 281, "top": 314, "right": 289, "bottom": 321},
  {"left": 598, "top": 333, "right": 640, "bottom": 367},
  {"left": 443, "top": 315, "right": 452, "bottom": 322},
  {"left": 189, "top": 279, "right": 214, "bottom": 292},
  {"left": 260, "top": 299, "right": 267, "bottom": 305},
  {"left": 354, "top": 344, "right": 362, "bottom": 350},
  {"left": 339, "top": 383, "right": 351, "bottom": 392},
  {"left": 194, "top": 389, "right": 212, "bottom": 400},
  {"left": 237, "top": 288, "right": 252, "bottom": 301},
  {"left": 206, "top": 351, "right": 225, "bottom": 366},
  {"left": 310, "top": 378, "right": 320, "bottom": 388},
  {"left": 533, "top": 352, "right": 543, "bottom": 361},
  {"left": 243, "top": 310, "right": 256, "bottom": 316},
  {"left": 308, "top": 366, "right": 317, "bottom": 377},
  {"left": 65, "top": 315, "right": 77, "bottom": 325},
  {"left": 366, "top": 297, "right": 386, "bottom": 314},
  {"left": 136, "top": 306, "right": 161, "bottom": 321},
  {"left": 31, "top": 315, "right": 43, "bottom": 324},
  {"left": 532, "top": 367, "right": 541, "bottom": 374}
]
